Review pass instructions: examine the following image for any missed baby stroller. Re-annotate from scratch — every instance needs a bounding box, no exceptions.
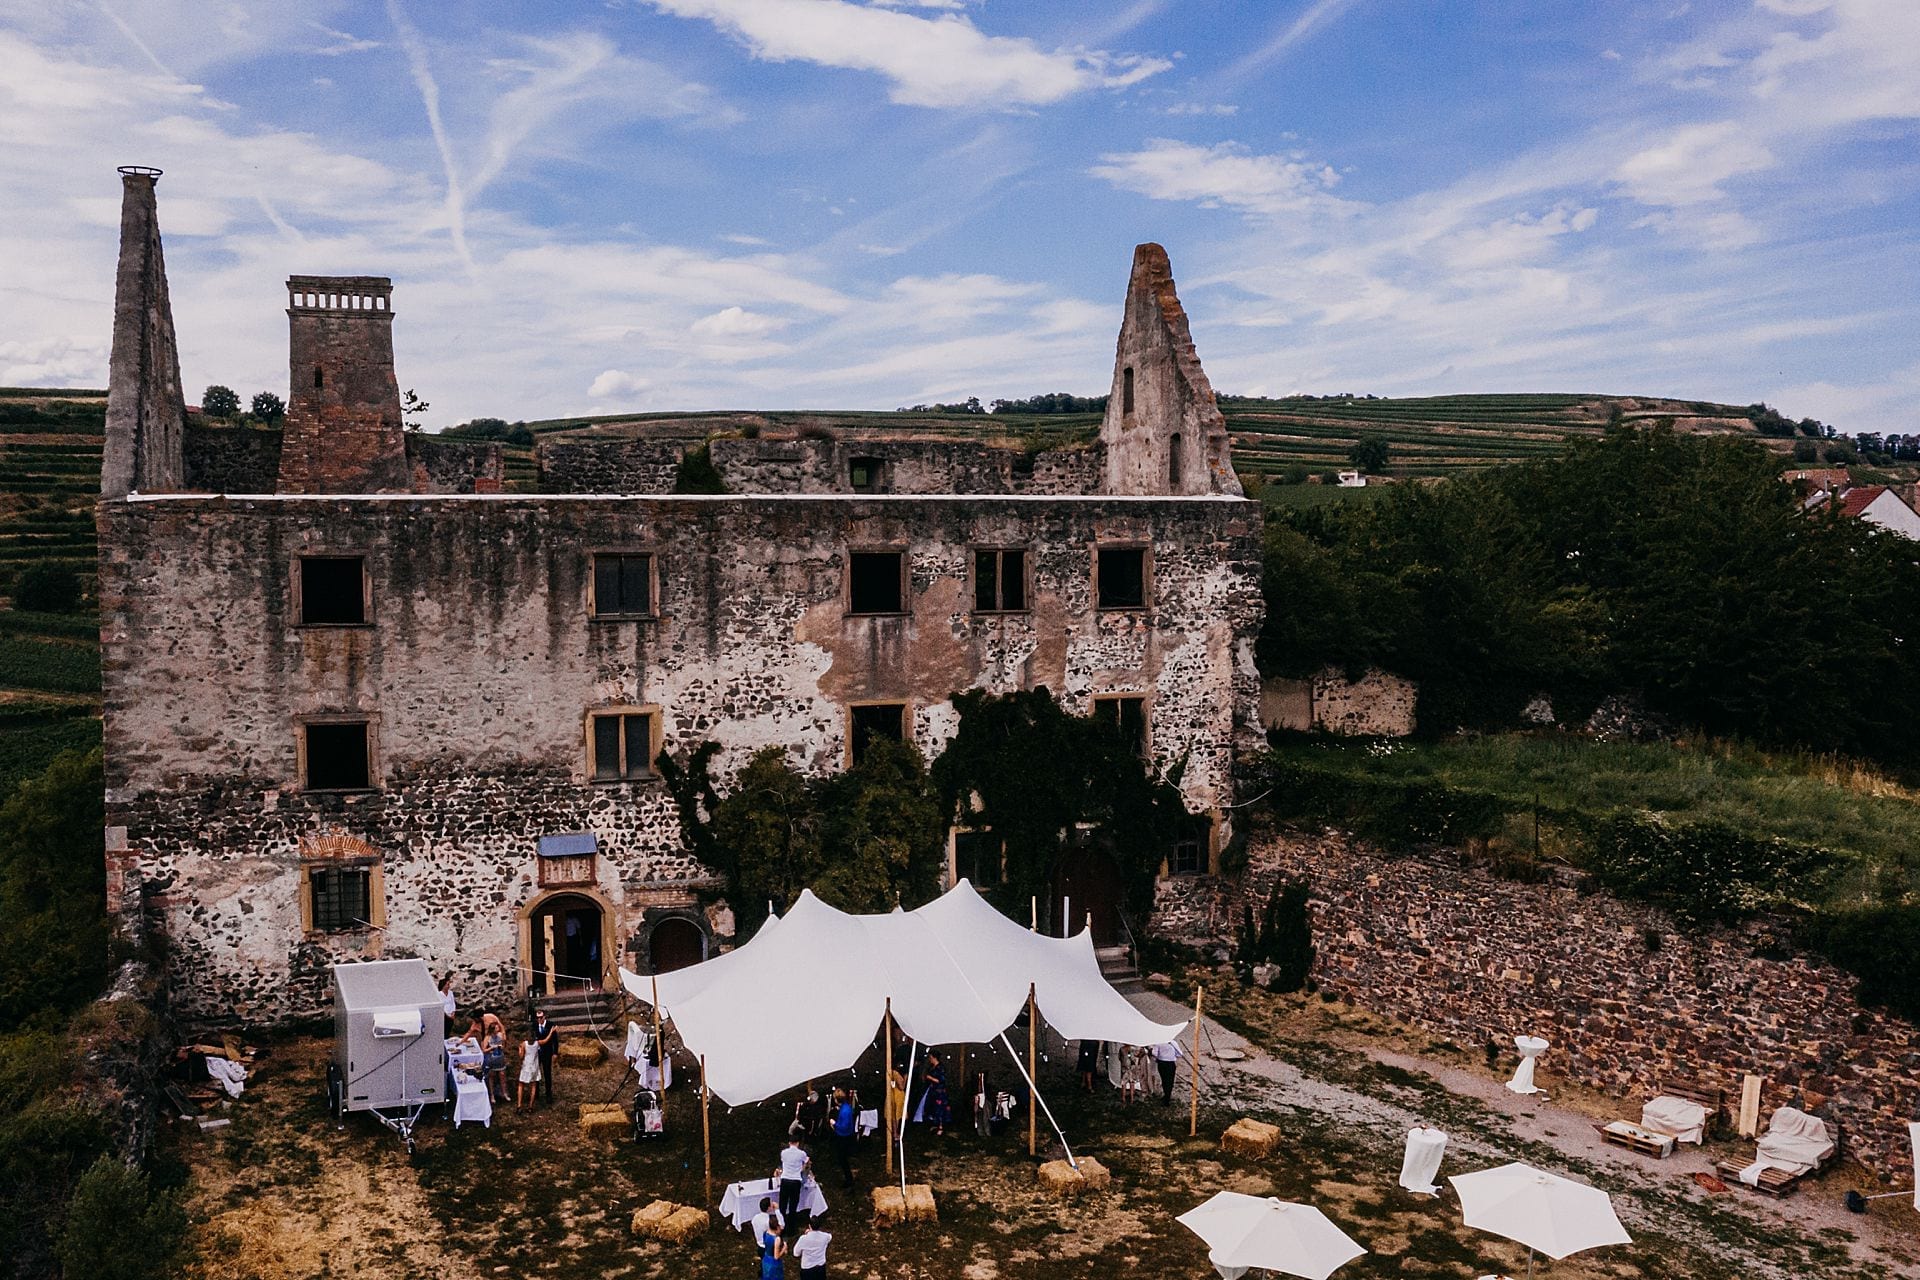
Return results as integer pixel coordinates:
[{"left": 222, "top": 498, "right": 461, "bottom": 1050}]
[{"left": 633, "top": 1084, "right": 665, "bottom": 1142}]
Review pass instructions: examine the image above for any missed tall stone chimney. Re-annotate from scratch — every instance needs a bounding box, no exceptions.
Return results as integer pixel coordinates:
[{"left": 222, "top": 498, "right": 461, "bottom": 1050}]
[
  {"left": 1097, "top": 243, "right": 1241, "bottom": 497},
  {"left": 275, "top": 276, "right": 410, "bottom": 493},
  {"left": 101, "top": 166, "right": 187, "bottom": 498}
]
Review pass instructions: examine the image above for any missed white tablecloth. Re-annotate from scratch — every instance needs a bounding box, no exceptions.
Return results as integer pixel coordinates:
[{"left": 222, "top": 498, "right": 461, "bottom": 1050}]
[
  {"left": 717, "top": 1176, "right": 828, "bottom": 1229},
  {"left": 1505, "top": 1035, "right": 1549, "bottom": 1096},
  {"left": 1399, "top": 1125, "right": 1448, "bottom": 1194},
  {"left": 452, "top": 1076, "right": 492, "bottom": 1128}
]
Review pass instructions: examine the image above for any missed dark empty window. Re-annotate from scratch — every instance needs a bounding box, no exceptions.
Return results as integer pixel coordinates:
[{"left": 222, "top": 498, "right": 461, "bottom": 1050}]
[
  {"left": 308, "top": 864, "right": 372, "bottom": 931},
  {"left": 299, "top": 556, "right": 366, "bottom": 625},
  {"left": 1170, "top": 826, "right": 1207, "bottom": 876},
  {"left": 1094, "top": 695, "right": 1147, "bottom": 757},
  {"left": 954, "top": 830, "right": 1002, "bottom": 888},
  {"left": 313, "top": 366, "right": 324, "bottom": 389},
  {"left": 1096, "top": 547, "right": 1147, "bottom": 609},
  {"left": 849, "top": 457, "right": 883, "bottom": 492},
  {"left": 304, "top": 721, "right": 371, "bottom": 790},
  {"left": 850, "top": 702, "right": 907, "bottom": 763},
  {"left": 592, "top": 553, "right": 654, "bottom": 617},
  {"left": 590, "top": 711, "right": 654, "bottom": 781},
  {"left": 1122, "top": 366, "right": 1135, "bottom": 416},
  {"left": 973, "top": 548, "right": 1027, "bottom": 612},
  {"left": 848, "top": 551, "right": 905, "bottom": 614},
  {"left": 1168, "top": 433, "right": 1183, "bottom": 487}
]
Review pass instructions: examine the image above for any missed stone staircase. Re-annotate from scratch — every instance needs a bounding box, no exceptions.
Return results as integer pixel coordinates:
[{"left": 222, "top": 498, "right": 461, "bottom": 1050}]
[
  {"left": 1096, "top": 944, "right": 1143, "bottom": 993},
  {"left": 531, "top": 988, "right": 624, "bottom": 1038}
]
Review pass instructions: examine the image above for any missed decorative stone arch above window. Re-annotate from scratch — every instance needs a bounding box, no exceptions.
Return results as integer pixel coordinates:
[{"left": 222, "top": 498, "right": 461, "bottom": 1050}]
[
  {"left": 631, "top": 907, "right": 712, "bottom": 977},
  {"left": 298, "top": 829, "right": 384, "bottom": 934}
]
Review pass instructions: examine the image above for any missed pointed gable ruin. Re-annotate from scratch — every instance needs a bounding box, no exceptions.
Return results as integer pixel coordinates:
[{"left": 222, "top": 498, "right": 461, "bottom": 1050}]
[
  {"left": 102, "top": 167, "right": 186, "bottom": 498},
  {"left": 1097, "top": 243, "right": 1240, "bottom": 497}
]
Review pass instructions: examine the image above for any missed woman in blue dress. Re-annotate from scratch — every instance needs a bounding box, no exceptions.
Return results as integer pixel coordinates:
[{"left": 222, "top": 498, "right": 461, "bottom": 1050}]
[
  {"left": 759, "top": 1221, "right": 785, "bottom": 1279},
  {"left": 922, "top": 1051, "right": 952, "bottom": 1137}
]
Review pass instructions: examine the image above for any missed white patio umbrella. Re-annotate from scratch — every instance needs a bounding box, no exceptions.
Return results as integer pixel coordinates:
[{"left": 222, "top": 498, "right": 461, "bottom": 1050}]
[
  {"left": 1449, "top": 1162, "right": 1631, "bottom": 1278},
  {"left": 1176, "top": 1192, "right": 1367, "bottom": 1280}
]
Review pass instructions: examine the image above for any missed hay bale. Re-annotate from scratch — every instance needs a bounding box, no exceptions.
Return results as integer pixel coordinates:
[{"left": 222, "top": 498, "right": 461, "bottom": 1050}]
[
  {"left": 557, "top": 1037, "right": 605, "bottom": 1069},
  {"left": 1038, "top": 1157, "right": 1111, "bottom": 1197},
  {"left": 659, "top": 1206, "right": 709, "bottom": 1244},
  {"left": 631, "top": 1200, "right": 676, "bottom": 1236},
  {"left": 1222, "top": 1117, "right": 1282, "bottom": 1158},
  {"left": 579, "top": 1102, "right": 624, "bottom": 1120},
  {"left": 871, "top": 1184, "right": 937, "bottom": 1227},
  {"left": 581, "top": 1108, "right": 629, "bottom": 1141}
]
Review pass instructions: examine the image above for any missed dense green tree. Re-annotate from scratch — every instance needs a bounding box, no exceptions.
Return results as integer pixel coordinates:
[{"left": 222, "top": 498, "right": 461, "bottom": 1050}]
[
  {"left": 11, "top": 563, "right": 82, "bottom": 613},
  {"left": 199, "top": 385, "right": 239, "bottom": 418},
  {"left": 1347, "top": 434, "right": 1390, "bottom": 474},
  {"left": 249, "top": 390, "right": 285, "bottom": 423},
  {"left": 0, "top": 749, "right": 106, "bottom": 1029},
  {"left": 55, "top": 1156, "right": 189, "bottom": 1280}
]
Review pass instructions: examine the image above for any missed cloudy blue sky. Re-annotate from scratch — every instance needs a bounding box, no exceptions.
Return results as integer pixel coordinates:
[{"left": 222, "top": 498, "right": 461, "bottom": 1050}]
[{"left": 1, "top": 0, "right": 1915, "bottom": 430}]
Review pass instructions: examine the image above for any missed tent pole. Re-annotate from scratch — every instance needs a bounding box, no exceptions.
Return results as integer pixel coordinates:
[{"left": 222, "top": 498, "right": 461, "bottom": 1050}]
[
  {"left": 899, "top": 1039, "right": 918, "bottom": 1196},
  {"left": 701, "top": 1054, "right": 712, "bottom": 1205},
  {"left": 1189, "top": 986, "right": 1204, "bottom": 1138},
  {"left": 999, "top": 1031, "right": 1074, "bottom": 1169},
  {"left": 1027, "top": 983, "right": 1037, "bottom": 1157},
  {"left": 650, "top": 975, "right": 664, "bottom": 1091},
  {"left": 883, "top": 1001, "right": 894, "bottom": 1177}
]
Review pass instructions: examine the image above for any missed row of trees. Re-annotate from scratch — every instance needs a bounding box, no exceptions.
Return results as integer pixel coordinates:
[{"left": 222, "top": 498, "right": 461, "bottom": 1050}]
[
  {"left": 198, "top": 384, "right": 281, "bottom": 424},
  {"left": 1260, "top": 425, "right": 1920, "bottom": 764}
]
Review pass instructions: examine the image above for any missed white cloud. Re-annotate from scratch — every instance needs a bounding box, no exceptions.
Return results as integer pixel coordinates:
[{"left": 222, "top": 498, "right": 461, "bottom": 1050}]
[
  {"left": 1088, "top": 139, "right": 1347, "bottom": 218},
  {"left": 690, "top": 305, "right": 785, "bottom": 337},
  {"left": 1222, "top": 0, "right": 1366, "bottom": 84},
  {"left": 588, "top": 369, "right": 652, "bottom": 398},
  {"left": 1614, "top": 121, "right": 1775, "bottom": 206},
  {"left": 639, "top": 0, "right": 1169, "bottom": 107},
  {"left": 1163, "top": 102, "right": 1238, "bottom": 117}
]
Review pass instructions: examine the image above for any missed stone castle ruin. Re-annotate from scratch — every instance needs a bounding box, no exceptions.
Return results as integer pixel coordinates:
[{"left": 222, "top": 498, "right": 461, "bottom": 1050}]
[{"left": 96, "top": 168, "right": 1263, "bottom": 1026}]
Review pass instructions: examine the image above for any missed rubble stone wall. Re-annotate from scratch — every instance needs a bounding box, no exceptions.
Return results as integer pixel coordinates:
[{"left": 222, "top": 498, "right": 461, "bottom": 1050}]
[
  {"left": 1259, "top": 667, "right": 1418, "bottom": 737},
  {"left": 183, "top": 424, "right": 283, "bottom": 494},
  {"left": 1151, "top": 828, "right": 1920, "bottom": 1181},
  {"left": 101, "top": 493, "right": 1263, "bottom": 1026}
]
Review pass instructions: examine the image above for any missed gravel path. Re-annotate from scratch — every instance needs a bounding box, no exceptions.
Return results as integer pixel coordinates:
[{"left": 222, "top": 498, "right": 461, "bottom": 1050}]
[{"left": 1124, "top": 989, "right": 1916, "bottom": 1279}]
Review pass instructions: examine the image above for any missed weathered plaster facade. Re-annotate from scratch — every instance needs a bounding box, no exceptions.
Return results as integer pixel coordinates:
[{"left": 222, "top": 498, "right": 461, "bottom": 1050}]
[{"left": 97, "top": 173, "right": 1262, "bottom": 1027}]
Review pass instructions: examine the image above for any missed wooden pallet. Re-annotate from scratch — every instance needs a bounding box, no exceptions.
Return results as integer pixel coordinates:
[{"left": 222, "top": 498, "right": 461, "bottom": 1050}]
[
  {"left": 1713, "top": 1159, "right": 1808, "bottom": 1198},
  {"left": 1596, "top": 1123, "right": 1672, "bottom": 1158},
  {"left": 1658, "top": 1076, "right": 1726, "bottom": 1136}
]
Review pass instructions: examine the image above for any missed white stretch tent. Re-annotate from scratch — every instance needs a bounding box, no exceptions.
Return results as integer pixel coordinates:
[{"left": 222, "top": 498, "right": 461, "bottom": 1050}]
[{"left": 620, "top": 879, "right": 1187, "bottom": 1107}]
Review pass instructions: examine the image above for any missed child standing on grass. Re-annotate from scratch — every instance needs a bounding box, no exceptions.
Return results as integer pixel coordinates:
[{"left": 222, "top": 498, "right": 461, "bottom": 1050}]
[{"left": 517, "top": 1036, "right": 542, "bottom": 1110}]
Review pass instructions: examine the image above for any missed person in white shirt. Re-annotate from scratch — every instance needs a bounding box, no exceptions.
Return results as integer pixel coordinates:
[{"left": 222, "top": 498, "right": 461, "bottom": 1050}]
[
  {"left": 438, "top": 974, "right": 457, "bottom": 1020},
  {"left": 775, "top": 1136, "right": 811, "bottom": 1226},
  {"left": 749, "top": 1197, "right": 782, "bottom": 1258},
  {"left": 1150, "top": 1038, "right": 1183, "bottom": 1105},
  {"left": 793, "top": 1221, "right": 832, "bottom": 1279}
]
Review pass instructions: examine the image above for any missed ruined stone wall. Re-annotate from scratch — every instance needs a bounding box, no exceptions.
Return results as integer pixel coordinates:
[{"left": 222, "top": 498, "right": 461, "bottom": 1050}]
[
  {"left": 406, "top": 434, "right": 505, "bottom": 494},
  {"left": 537, "top": 436, "right": 685, "bottom": 494},
  {"left": 100, "top": 493, "right": 1262, "bottom": 1025},
  {"left": 1259, "top": 667, "right": 1418, "bottom": 737},
  {"left": 184, "top": 424, "right": 283, "bottom": 494},
  {"left": 1151, "top": 829, "right": 1920, "bottom": 1181}
]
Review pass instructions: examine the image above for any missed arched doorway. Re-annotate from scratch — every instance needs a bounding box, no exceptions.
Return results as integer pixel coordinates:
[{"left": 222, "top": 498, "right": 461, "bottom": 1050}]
[
  {"left": 529, "top": 893, "right": 605, "bottom": 994},
  {"left": 648, "top": 917, "right": 706, "bottom": 974},
  {"left": 1051, "top": 845, "right": 1125, "bottom": 946}
]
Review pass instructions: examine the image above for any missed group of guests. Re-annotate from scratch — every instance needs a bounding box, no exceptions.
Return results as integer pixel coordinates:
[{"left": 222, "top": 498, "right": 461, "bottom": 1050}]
[
  {"left": 749, "top": 1183, "right": 832, "bottom": 1280},
  {"left": 1077, "top": 1038, "right": 1184, "bottom": 1104},
  {"left": 441, "top": 976, "right": 560, "bottom": 1112}
]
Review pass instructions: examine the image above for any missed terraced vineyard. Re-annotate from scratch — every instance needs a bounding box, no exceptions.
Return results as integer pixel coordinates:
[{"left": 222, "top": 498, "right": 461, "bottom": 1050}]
[{"left": 0, "top": 389, "right": 105, "bottom": 788}]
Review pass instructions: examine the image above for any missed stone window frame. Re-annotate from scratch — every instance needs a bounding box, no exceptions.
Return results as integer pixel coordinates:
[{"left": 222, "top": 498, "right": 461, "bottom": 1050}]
[
  {"left": 298, "top": 834, "right": 385, "bottom": 936},
  {"left": 586, "top": 547, "right": 660, "bottom": 621},
  {"left": 295, "top": 713, "right": 381, "bottom": 793},
  {"left": 1089, "top": 691, "right": 1152, "bottom": 759},
  {"left": 291, "top": 553, "right": 373, "bottom": 628},
  {"left": 844, "top": 544, "right": 911, "bottom": 617},
  {"left": 1092, "top": 542, "right": 1152, "bottom": 612},
  {"left": 845, "top": 698, "right": 912, "bottom": 768},
  {"left": 1163, "top": 812, "right": 1217, "bottom": 878},
  {"left": 584, "top": 703, "right": 664, "bottom": 784},
  {"left": 848, "top": 456, "right": 886, "bottom": 493},
  {"left": 968, "top": 545, "right": 1031, "bottom": 615},
  {"left": 947, "top": 825, "right": 1005, "bottom": 889}
]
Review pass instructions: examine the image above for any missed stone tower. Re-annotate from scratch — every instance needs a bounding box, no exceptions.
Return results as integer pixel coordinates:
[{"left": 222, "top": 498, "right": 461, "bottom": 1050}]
[
  {"left": 102, "top": 166, "right": 186, "bottom": 498},
  {"left": 276, "top": 276, "right": 410, "bottom": 493},
  {"left": 1098, "top": 243, "right": 1241, "bottom": 497}
]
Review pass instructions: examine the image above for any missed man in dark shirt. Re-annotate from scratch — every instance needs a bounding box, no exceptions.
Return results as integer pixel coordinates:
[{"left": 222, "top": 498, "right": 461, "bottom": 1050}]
[{"left": 531, "top": 1010, "right": 559, "bottom": 1104}]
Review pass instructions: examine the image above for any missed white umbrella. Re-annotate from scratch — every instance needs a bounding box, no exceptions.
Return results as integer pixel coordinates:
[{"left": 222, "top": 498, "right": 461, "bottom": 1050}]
[
  {"left": 1176, "top": 1192, "right": 1367, "bottom": 1280},
  {"left": 1450, "top": 1162, "right": 1631, "bottom": 1277}
]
